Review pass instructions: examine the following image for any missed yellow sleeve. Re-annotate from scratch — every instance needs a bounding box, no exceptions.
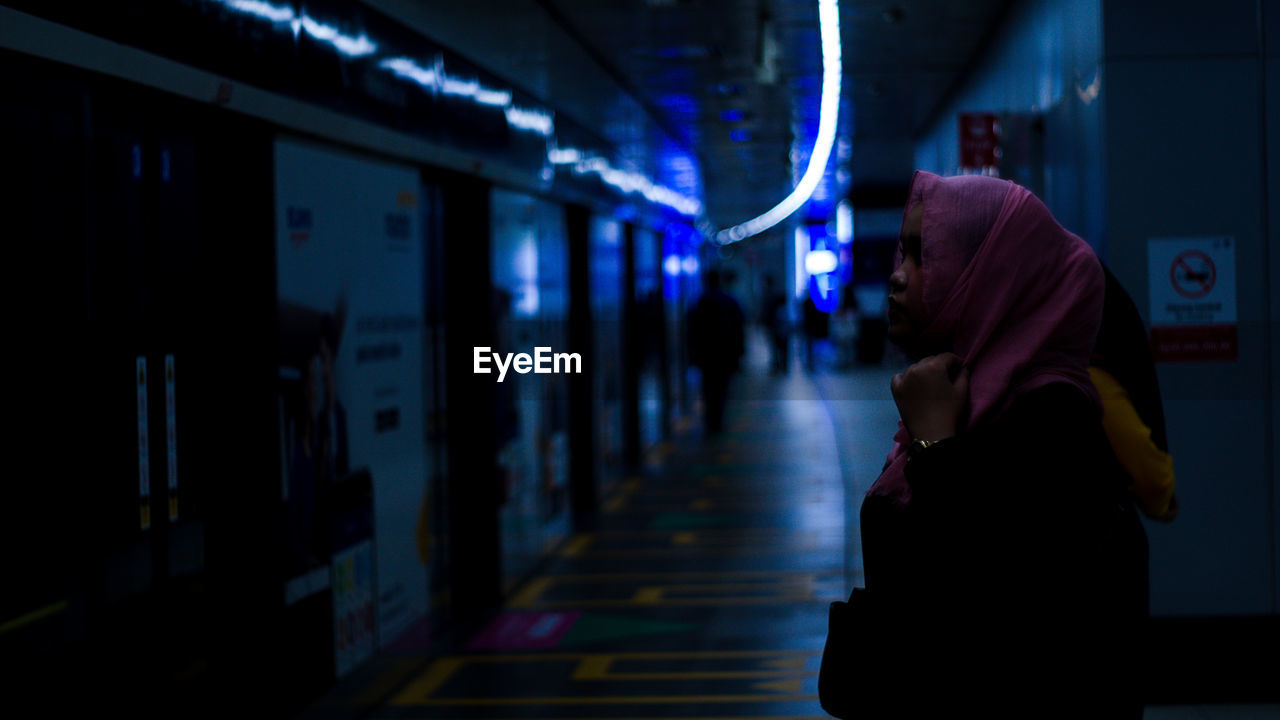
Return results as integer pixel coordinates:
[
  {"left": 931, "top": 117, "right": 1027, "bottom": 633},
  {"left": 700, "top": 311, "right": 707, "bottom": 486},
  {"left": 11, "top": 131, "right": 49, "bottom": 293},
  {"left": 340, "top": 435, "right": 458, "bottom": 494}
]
[{"left": 1088, "top": 367, "right": 1177, "bottom": 520}]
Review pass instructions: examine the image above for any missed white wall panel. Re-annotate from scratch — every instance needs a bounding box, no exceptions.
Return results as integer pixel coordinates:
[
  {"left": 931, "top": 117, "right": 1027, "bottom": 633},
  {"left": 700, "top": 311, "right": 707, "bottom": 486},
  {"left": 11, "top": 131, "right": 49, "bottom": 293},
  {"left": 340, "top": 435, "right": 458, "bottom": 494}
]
[
  {"left": 914, "top": 0, "right": 1106, "bottom": 251},
  {"left": 920, "top": 0, "right": 1277, "bottom": 615},
  {"left": 1104, "top": 0, "right": 1259, "bottom": 59},
  {"left": 1106, "top": 56, "right": 1271, "bottom": 615}
]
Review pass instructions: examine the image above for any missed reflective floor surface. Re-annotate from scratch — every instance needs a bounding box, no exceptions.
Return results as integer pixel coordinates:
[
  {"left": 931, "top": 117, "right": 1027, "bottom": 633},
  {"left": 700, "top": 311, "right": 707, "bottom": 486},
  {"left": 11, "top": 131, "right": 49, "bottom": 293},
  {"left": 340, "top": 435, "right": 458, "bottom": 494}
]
[{"left": 307, "top": 356, "right": 1280, "bottom": 719}]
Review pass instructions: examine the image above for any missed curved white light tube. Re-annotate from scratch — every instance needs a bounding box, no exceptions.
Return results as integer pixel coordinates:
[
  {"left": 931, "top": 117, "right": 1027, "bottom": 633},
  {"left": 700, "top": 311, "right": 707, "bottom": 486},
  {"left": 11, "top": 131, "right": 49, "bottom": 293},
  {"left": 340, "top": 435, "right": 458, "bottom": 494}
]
[{"left": 715, "top": 0, "right": 841, "bottom": 244}]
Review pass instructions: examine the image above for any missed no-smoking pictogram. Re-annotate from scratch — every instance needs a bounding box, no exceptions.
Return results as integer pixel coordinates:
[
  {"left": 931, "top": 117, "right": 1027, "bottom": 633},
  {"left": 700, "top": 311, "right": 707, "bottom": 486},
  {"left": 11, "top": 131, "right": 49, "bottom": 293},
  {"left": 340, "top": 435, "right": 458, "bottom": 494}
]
[{"left": 1170, "top": 249, "right": 1216, "bottom": 299}]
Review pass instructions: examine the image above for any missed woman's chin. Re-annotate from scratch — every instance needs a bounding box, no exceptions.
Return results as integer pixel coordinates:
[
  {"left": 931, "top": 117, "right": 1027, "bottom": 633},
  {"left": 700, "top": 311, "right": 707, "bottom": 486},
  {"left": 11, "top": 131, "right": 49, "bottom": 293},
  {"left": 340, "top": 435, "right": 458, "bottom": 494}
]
[
  {"left": 887, "top": 325, "right": 917, "bottom": 354},
  {"left": 888, "top": 327, "right": 947, "bottom": 360}
]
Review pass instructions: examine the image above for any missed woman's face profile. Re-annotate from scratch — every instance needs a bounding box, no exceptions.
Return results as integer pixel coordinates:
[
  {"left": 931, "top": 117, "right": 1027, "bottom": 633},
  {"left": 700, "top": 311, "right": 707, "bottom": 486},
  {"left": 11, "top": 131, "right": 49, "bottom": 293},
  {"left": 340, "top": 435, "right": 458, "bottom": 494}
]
[{"left": 888, "top": 202, "right": 929, "bottom": 355}]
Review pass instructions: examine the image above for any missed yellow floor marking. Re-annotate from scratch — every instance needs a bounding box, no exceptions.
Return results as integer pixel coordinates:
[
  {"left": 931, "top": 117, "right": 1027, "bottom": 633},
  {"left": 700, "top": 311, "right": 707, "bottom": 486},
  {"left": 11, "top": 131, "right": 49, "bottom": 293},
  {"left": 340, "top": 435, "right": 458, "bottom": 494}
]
[
  {"left": 644, "top": 443, "right": 671, "bottom": 465},
  {"left": 603, "top": 489, "right": 631, "bottom": 513},
  {"left": 393, "top": 651, "right": 822, "bottom": 684},
  {"left": 561, "top": 533, "right": 594, "bottom": 557},
  {"left": 574, "top": 545, "right": 824, "bottom": 557},
  {"left": 761, "top": 657, "right": 808, "bottom": 670},
  {"left": 661, "top": 535, "right": 833, "bottom": 548},
  {"left": 404, "top": 650, "right": 820, "bottom": 665},
  {"left": 716, "top": 453, "right": 732, "bottom": 462},
  {"left": 516, "top": 596, "right": 821, "bottom": 608},
  {"left": 0, "top": 601, "right": 68, "bottom": 635},
  {"left": 390, "top": 652, "right": 827, "bottom": 705},
  {"left": 352, "top": 658, "right": 429, "bottom": 704},
  {"left": 571, "top": 653, "right": 806, "bottom": 682},
  {"left": 673, "top": 526, "right": 833, "bottom": 534},
  {"left": 571, "top": 655, "right": 614, "bottom": 680},
  {"left": 657, "top": 583, "right": 810, "bottom": 594},
  {"left": 371, "top": 716, "right": 827, "bottom": 720},
  {"left": 600, "top": 650, "right": 817, "bottom": 659},
  {"left": 580, "top": 528, "right": 838, "bottom": 539},
  {"left": 621, "top": 499, "right": 809, "bottom": 511},
  {"left": 603, "top": 478, "right": 643, "bottom": 513},
  {"left": 675, "top": 525, "right": 834, "bottom": 535},
  {"left": 508, "top": 573, "right": 824, "bottom": 608},
  {"left": 631, "top": 587, "right": 664, "bottom": 604},
  {"left": 593, "top": 671, "right": 813, "bottom": 681},
  {"left": 411, "top": 694, "right": 818, "bottom": 706},
  {"left": 390, "top": 657, "right": 463, "bottom": 706},
  {"left": 671, "top": 531, "right": 697, "bottom": 545},
  {"left": 523, "top": 570, "right": 821, "bottom": 581},
  {"left": 613, "top": 490, "right": 822, "bottom": 500},
  {"left": 753, "top": 680, "right": 805, "bottom": 693},
  {"left": 703, "top": 475, "right": 724, "bottom": 486},
  {"left": 573, "top": 661, "right": 814, "bottom": 681},
  {"left": 508, "top": 576, "right": 554, "bottom": 608}
]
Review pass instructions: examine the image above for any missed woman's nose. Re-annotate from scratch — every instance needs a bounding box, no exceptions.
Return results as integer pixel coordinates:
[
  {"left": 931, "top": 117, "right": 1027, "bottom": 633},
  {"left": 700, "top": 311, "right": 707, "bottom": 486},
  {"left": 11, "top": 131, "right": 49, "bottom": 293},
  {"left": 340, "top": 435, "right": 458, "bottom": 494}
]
[{"left": 889, "top": 265, "right": 906, "bottom": 291}]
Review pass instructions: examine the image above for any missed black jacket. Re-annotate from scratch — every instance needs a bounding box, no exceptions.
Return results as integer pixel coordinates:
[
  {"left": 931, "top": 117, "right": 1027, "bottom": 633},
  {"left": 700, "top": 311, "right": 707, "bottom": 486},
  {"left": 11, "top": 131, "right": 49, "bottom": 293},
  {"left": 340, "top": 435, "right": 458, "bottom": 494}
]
[{"left": 821, "top": 383, "right": 1149, "bottom": 718}]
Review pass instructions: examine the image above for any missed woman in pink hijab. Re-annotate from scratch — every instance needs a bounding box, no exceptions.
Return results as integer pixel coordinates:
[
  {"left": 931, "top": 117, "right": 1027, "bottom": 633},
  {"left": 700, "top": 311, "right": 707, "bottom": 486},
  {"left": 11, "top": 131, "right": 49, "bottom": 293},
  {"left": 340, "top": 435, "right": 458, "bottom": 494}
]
[{"left": 819, "top": 171, "right": 1148, "bottom": 718}]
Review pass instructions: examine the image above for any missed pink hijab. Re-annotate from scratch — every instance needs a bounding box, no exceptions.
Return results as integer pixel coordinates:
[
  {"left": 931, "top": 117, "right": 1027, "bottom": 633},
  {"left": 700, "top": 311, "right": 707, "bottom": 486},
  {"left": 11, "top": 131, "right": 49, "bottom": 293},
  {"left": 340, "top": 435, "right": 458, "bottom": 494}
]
[{"left": 869, "top": 170, "right": 1104, "bottom": 506}]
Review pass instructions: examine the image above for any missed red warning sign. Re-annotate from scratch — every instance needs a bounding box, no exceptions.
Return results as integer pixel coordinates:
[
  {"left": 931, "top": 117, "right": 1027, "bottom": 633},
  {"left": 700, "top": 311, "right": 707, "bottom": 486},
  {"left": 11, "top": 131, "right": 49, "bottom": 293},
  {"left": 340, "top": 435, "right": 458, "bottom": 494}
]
[
  {"left": 1148, "top": 237, "right": 1236, "bottom": 362},
  {"left": 1170, "top": 250, "right": 1215, "bottom": 299},
  {"left": 1149, "top": 325, "right": 1237, "bottom": 362}
]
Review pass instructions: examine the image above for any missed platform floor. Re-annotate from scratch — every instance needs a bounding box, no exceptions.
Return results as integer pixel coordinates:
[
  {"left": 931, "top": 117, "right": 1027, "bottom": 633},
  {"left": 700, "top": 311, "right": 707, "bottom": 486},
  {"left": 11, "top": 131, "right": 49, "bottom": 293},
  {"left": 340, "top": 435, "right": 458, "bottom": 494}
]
[{"left": 310, "top": 358, "right": 1278, "bottom": 719}]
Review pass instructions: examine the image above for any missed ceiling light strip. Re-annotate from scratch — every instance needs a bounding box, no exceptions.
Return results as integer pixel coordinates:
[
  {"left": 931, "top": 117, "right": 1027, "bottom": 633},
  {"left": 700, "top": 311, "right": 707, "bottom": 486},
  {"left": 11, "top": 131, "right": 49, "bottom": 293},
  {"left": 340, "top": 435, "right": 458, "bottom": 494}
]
[
  {"left": 214, "top": 0, "right": 700, "bottom": 217},
  {"left": 216, "top": 0, "right": 378, "bottom": 57},
  {"left": 715, "top": 0, "right": 841, "bottom": 244}
]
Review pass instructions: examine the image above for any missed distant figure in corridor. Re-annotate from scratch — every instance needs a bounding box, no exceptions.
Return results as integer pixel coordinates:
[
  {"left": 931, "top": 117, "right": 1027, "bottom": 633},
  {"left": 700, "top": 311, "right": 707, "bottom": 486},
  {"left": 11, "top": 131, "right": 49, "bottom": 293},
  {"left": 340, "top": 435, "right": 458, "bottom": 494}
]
[
  {"left": 687, "top": 268, "right": 744, "bottom": 437},
  {"left": 800, "top": 293, "right": 829, "bottom": 372},
  {"left": 819, "top": 171, "right": 1148, "bottom": 718}
]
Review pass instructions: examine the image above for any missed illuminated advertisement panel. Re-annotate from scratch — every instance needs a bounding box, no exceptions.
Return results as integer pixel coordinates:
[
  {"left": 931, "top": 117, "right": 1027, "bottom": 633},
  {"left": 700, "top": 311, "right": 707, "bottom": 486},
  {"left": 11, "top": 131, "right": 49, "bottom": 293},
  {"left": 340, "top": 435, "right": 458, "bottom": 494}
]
[{"left": 275, "top": 139, "right": 429, "bottom": 668}]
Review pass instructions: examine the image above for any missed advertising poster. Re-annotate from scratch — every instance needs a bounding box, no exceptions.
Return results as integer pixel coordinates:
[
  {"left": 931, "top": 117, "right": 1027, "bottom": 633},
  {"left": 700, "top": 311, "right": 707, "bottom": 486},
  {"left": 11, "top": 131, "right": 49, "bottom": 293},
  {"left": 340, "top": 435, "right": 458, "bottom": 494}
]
[
  {"left": 275, "top": 139, "right": 428, "bottom": 659},
  {"left": 332, "top": 539, "right": 375, "bottom": 677},
  {"left": 490, "top": 189, "right": 571, "bottom": 591}
]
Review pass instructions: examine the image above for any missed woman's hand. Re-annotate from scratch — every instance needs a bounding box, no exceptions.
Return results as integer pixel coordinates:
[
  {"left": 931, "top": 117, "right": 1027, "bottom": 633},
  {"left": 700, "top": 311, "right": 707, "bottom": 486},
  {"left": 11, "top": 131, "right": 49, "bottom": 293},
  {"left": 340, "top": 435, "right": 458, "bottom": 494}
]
[{"left": 890, "top": 352, "right": 970, "bottom": 441}]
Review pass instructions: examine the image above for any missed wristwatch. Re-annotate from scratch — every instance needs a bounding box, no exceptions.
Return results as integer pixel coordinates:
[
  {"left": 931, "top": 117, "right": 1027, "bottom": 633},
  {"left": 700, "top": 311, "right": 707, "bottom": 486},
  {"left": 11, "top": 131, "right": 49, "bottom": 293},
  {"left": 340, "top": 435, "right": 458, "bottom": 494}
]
[{"left": 907, "top": 438, "right": 941, "bottom": 462}]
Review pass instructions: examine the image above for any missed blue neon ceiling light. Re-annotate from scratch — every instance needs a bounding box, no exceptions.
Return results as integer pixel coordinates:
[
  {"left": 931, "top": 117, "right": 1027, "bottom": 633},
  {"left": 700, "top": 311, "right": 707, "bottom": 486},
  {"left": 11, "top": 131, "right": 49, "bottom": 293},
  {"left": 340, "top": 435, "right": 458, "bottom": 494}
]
[{"left": 715, "top": 0, "right": 841, "bottom": 245}]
